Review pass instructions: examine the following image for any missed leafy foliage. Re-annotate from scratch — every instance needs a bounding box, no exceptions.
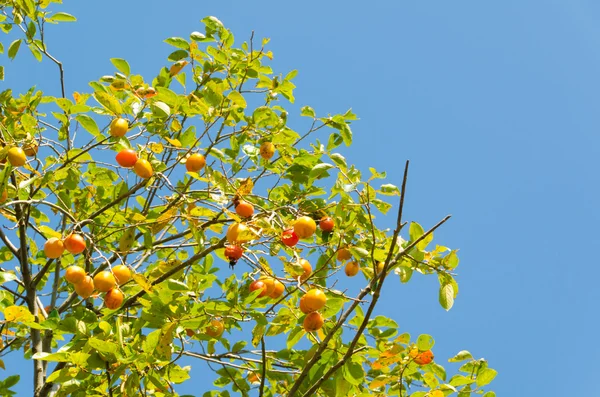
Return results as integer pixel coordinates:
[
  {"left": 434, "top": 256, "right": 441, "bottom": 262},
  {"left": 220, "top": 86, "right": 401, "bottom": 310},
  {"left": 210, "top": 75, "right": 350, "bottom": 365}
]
[{"left": 0, "top": 2, "right": 495, "bottom": 397}]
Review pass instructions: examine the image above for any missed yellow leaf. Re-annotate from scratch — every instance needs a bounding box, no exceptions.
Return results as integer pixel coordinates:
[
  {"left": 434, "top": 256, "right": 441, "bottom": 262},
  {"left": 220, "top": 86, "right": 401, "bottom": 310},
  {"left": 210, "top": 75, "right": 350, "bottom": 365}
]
[
  {"left": 223, "top": 207, "right": 241, "bottom": 223},
  {"left": 164, "top": 137, "right": 181, "bottom": 147},
  {"left": 170, "top": 119, "right": 182, "bottom": 132},
  {"left": 151, "top": 207, "right": 178, "bottom": 234},
  {"left": 73, "top": 92, "right": 82, "bottom": 104},
  {"left": 236, "top": 178, "right": 253, "bottom": 197},
  {"left": 0, "top": 358, "right": 4, "bottom": 369},
  {"left": 132, "top": 273, "right": 153, "bottom": 293},
  {"left": 148, "top": 142, "right": 164, "bottom": 154},
  {"left": 369, "top": 377, "right": 389, "bottom": 389},
  {"left": 38, "top": 225, "right": 62, "bottom": 239},
  {"left": 3, "top": 305, "right": 34, "bottom": 323},
  {"left": 129, "top": 213, "right": 147, "bottom": 223}
]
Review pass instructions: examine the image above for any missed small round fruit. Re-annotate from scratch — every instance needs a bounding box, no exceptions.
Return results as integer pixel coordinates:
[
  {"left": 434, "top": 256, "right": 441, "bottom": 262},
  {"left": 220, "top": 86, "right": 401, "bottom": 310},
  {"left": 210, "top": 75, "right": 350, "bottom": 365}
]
[
  {"left": 249, "top": 280, "right": 269, "bottom": 298},
  {"left": 65, "top": 265, "right": 86, "bottom": 284},
  {"left": 414, "top": 350, "right": 434, "bottom": 365},
  {"left": 110, "top": 118, "right": 129, "bottom": 137},
  {"left": 269, "top": 279, "right": 285, "bottom": 299},
  {"left": 303, "top": 289, "right": 327, "bottom": 312},
  {"left": 336, "top": 248, "right": 352, "bottom": 261},
  {"left": 377, "top": 262, "right": 385, "bottom": 274},
  {"left": 185, "top": 153, "right": 206, "bottom": 172},
  {"left": 204, "top": 319, "right": 224, "bottom": 338},
  {"left": 93, "top": 271, "right": 116, "bottom": 293},
  {"left": 235, "top": 200, "right": 254, "bottom": 218},
  {"left": 247, "top": 372, "right": 261, "bottom": 384},
  {"left": 294, "top": 216, "right": 316, "bottom": 239},
  {"left": 303, "top": 312, "right": 324, "bottom": 332},
  {"left": 345, "top": 261, "right": 360, "bottom": 277},
  {"left": 259, "top": 142, "right": 275, "bottom": 160},
  {"left": 260, "top": 277, "right": 276, "bottom": 296},
  {"left": 23, "top": 144, "right": 38, "bottom": 157},
  {"left": 44, "top": 237, "right": 65, "bottom": 259},
  {"left": 299, "top": 295, "right": 312, "bottom": 314},
  {"left": 64, "top": 233, "right": 86, "bottom": 255},
  {"left": 74, "top": 276, "right": 94, "bottom": 298},
  {"left": 104, "top": 288, "right": 124, "bottom": 310},
  {"left": 112, "top": 265, "right": 131, "bottom": 285},
  {"left": 7, "top": 147, "right": 26, "bottom": 167},
  {"left": 282, "top": 229, "right": 299, "bottom": 247},
  {"left": 115, "top": 149, "right": 138, "bottom": 167},
  {"left": 224, "top": 245, "right": 244, "bottom": 261},
  {"left": 133, "top": 159, "right": 153, "bottom": 179},
  {"left": 319, "top": 216, "right": 334, "bottom": 233},
  {"left": 226, "top": 223, "right": 253, "bottom": 244},
  {"left": 298, "top": 259, "right": 312, "bottom": 281}
]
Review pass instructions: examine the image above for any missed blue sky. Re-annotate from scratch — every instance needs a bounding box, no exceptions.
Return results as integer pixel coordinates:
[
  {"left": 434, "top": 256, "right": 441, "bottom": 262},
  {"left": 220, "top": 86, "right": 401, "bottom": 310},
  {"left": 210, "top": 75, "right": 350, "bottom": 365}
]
[{"left": 4, "top": 0, "right": 600, "bottom": 395}]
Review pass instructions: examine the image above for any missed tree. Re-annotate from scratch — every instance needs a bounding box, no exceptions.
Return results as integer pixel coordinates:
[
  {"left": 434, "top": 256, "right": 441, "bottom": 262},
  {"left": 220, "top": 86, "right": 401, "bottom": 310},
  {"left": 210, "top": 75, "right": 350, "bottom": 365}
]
[{"left": 0, "top": 2, "right": 496, "bottom": 397}]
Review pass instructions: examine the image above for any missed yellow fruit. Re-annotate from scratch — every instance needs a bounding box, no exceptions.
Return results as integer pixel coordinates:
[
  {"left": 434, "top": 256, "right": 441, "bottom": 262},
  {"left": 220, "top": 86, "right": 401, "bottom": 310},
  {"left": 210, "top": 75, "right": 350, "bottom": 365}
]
[
  {"left": 259, "top": 142, "right": 275, "bottom": 160},
  {"left": 377, "top": 262, "right": 385, "bottom": 274},
  {"left": 44, "top": 237, "right": 65, "bottom": 259},
  {"left": 303, "top": 289, "right": 326, "bottom": 312},
  {"left": 133, "top": 159, "right": 153, "bottom": 179},
  {"left": 226, "top": 223, "right": 253, "bottom": 243},
  {"left": 298, "top": 259, "right": 312, "bottom": 281},
  {"left": 303, "top": 312, "right": 324, "bottom": 332},
  {"left": 104, "top": 288, "right": 124, "bottom": 310},
  {"left": 185, "top": 153, "right": 206, "bottom": 172},
  {"left": 7, "top": 147, "right": 26, "bottom": 166},
  {"left": 110, "top": 118, "right": 129, "bottom": 137},
  {"left": 204, "top": 319, "right": 224, "bottom": 338},
  {"left": 345, "top": 261, "right": 360, "bottom": 277},
  {"left": 337, "top": 248, "right": 352, "bottom": 261},
  {"left": 94, "top": 271, "right": 116, "bottom": 293},
  {"left": 65, "top": 266, "right": 86, "bottom": 284},
  {"left": 112, "top": 265, "right": 131, "bottom": 285},
  {"left": 293, "top": 216, "right": 316, "bottom": 239},
  {"left": 74, "top": 276, "right": 94, "bottom": 298}
]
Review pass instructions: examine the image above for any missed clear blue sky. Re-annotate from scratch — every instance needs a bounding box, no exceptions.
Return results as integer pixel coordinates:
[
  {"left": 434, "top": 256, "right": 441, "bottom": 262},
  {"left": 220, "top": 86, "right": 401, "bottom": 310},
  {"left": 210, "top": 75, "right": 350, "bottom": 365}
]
[{"left": 4, "top": 1, "right": 599, "bottom": 395}]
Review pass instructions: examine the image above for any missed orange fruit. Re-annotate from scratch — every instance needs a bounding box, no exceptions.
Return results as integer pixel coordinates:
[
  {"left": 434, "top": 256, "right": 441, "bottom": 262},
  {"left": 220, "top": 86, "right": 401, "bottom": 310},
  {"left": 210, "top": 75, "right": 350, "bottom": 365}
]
[
  {"left": 303, "top": 312, "right": 324, "bottom": 332},
  {"left": 7, "top": 147, "right": 26, "bottom": 167},
  {"left": 235, "top": 200, "right": 254, "bottom": 218},
  {"left": 74, "top": 276, "right": 94, "bottom": 298},
  {"left": 345, "top": 261, "right": 360, "bottom": 277},
  {"left": 44, "top": 237, "right": 65, "bottom": 259},
  {"left": 226, "top": 223, "right": 253, "bottom": 244},
  {"left": 93, "top": 271, "right": 116, "bottom": 293},
  {"left": 298, "top": 259, "right": 312, "bottom": 281},
  {"left": 247, "top": 372, "right": 261, "bottom": 384},
  {"left": 110, "top": 118, "right": 129, "bottom": 137},
  {"left": 133, "top": 159, "right": 153, "bottom": 179},
  {"left": 299, "top": 295, "right": 312, "bottom": 314},
  {"left": 23, "top": 143, "right": 38, "bottom": 157},
  {"left": 104, "top": 288, "right": 124, "bottom": 310},
  {"left": 115, "top": 149, "right": 138, "bottom": 167},
  {"left": 65, "top": 266, "right": 86, "bottom": 284},
  {"left": 319, "top": 216, "right": 334, "bottom": 232},
  {"left": 337, "top": 248, "right": 352, "bottom": 261},
  {"left": 294, "top": 216, "right": 316, "bottom": 239},
  {"left": 64, "top": 233, "right": 86, "bottom": 255},
  {"left": 185, "top": 153, "right": 206, "bottom": 172},
  {"left": 269, "top": 279, "right": 285, "bottom": 299},
  {"left": 303, "top": 289, "right": 327, "bottom": 312},
  {"left": 224, "top": 245, "right": 244, "bottom": 261},
  {"left": 112, "top": 265, "right": 131, "bottom": 285},
  {"left": 249, "top": 280, "right": 269, "bottom": 298},
  {"left": 414, "top": 350, "right": 434, "bottom": 365},
  {"left": 204, "top": 319, "right": 224, "bottom": 338},
  {"left": 259, "top": 142, "right": 275, "bottom": 160}
]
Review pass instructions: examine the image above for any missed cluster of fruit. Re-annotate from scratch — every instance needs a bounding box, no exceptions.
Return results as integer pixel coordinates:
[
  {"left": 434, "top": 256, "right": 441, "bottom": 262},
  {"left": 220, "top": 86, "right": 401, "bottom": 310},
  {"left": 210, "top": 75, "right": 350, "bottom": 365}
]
[
  {"left": 3, "top": 142, "right": 38, "bottom": 167},
  {"left": 64, "top": 265, "right": 131, "bottom": 310}
]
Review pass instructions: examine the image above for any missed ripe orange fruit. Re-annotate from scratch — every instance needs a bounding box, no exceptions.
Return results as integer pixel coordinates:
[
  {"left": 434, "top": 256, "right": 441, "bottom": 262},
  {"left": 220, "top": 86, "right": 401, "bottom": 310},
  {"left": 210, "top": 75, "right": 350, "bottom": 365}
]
[
  {"left": 44, "top": 237, "right": 65, "bottom": 258},
  {"left": 269, "top": 279, "right": 285, "bottom": 299},
  {"left": 414, "top": 350, "right": 434, "bottom": 365},
  {"left": 63, "top": 233, "right": 86, "bottom": 255},
  {"left": 224, "top": 245, "right": 244, "bottom": 261},
  {"left": 299, "top": 295, "right": 312, "bottom": 314},
  {"left": 235, "top": 200, "right": 254, "bottom": 218},
  {"left": 112, "top": 265, "right": 131, "bottom": 285},
  {"left": 337, "top": 248, "right": 352, "bottom": 261},
  {"left": 259, "top": 142, "right": 275, "bottom": 160},
  {"left": 23, "top": 143, "right": 38, "bottom": 157},
  {"left": 93, "top": 271, "right": 116, "bottom": 293},
  {"left": 282, "top": 229, "right": 299, "bottom": 247},
  {"left": 104, "top": 288, "right": 124, "bottom": 310},
  {"left": 249, "top": 280, "right": 269, "bottom": 298},
  {"left": 185, "top": 153, "right": 206, "bottom": 172},
  {"left": 226, "top": 223, "right": 253, "bottom": 244},
  {"left": 133, "top": 159, "right": 153, "bottom": 179},
  {"left": 303, "top": 289, "right": 327, "bottom": 312},
  {"left": 298, "top": 259, "right": 312, "bottom": 281},
  {"left": 74, "top": 276, "right": 94, "bottom": 298},
  {"left": 319, "top": 216, "right": 334, "bottom": 232},
  {"left": 303, "top": 312, "right": 324, "bottom": 332},
  {"left": 115, "top": 149, "right": 138, "bottom": 167},
  {"left": 65, "top": 266, "right": 86, "bottom": 284},
  {"left": 345, "top": 261, "right": 360, "bottom": 277},
  {"left": 7, "top": 147, "right": 26, "bottom": 167},
  {"left": 204, "top": 319, "right": 224, "bottom": 338},
  {"left": 294, "top": 216, "right": 316, "bottom": 239},
  {"left": 110, "top": 118, "right": 129, "bottom": 137}
]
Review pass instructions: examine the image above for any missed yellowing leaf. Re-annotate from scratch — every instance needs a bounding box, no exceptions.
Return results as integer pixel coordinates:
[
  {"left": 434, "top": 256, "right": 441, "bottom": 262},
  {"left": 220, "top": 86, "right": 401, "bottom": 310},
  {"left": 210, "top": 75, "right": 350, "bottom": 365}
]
[
  {"left": 3, "top": 305, "right": 34, "bottom": 323},
  {"left": 151, "top": 207, "right": 178, "bottom": 234},
  {"left": 369, "top": 376, "right": 389, "bottom": 389},
  {"left": 148, "top": 142, "right": 164, "bottom": 154},
  {"left": 236, "top": 178, "right": 253, "bottom": 197},
  {"left": 132, "top": 273, "right": 152, "bottom": 293},
  {"left": 164, "top": 137, "right": 182, "bottom": 147},
  {"left": 223, "top": 207, "right": 241, "bottom": 223}
]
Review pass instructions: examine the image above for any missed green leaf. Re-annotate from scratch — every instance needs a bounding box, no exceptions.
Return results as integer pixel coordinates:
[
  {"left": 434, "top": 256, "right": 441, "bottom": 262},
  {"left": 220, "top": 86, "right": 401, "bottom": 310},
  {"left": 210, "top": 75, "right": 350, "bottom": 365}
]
[
  {"left": 0, "top": 66, "right": 4, "bottom": 81},
  {"left": 75, "top": 114, "right": 101, "bottom": 137},
  {"left": 476, "top": 368, "right": 497, "bottom": 387},
  {"left": 342, "top": 361, "right": 364, "bottom": 386},
  {"left": 0, "top": 272, "right": 17, "bottom": 285},
  {"left": 93, "top": 92, "right": 123, "bottom": 115},
  {"left": 2, "top": 375, "right": 19, "bottom": 388},
  {"left": 8, "top": 39, "right": 21, "bottom": 60},
  {"left": 309, "top": 163, "right": 334, "bottom": 180},
  {"left": 448, "top": 350, "right": 473, "bottom": 363},
  {"left": 439, "top": 283, "right": 454, "bottom": 311},
  {"left": 409, "top": 222, "right": 424, "bottom": 243},
  {"left": 301, "top": 106, "right": 316, "bottom": 118},
  {"left": 151, "top": 101, "right": 171, "bottom": 118},
  {"left": 165, "top": 37, "right": 190, "bottom": 51},
  {"left": 417, "top": 334, "right": 435, "bottom": 351},
  {"left": 49, "top": 12, "right": 77, "bottom": 22},
  {"left": 482, "top": 392, "right": 496, "bottom": 397},
  {"left": 88, "top": 337, "right": 118, "bottom": 354},
  {"left": 31, "top": 352, "right": 70, "bottom": 362},
  {"left": 167, "top": 365, "right": 191, "bottom": 384},
  {"left": 110, "top": 58, "right": 131, "bottom": 76},
  {"left": 227, "top": 91, "right": 246, "bottom": 108}
]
